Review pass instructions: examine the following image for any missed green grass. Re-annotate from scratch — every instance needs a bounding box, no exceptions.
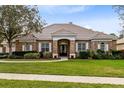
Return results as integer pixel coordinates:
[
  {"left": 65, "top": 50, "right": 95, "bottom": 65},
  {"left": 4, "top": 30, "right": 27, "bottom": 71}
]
[
  {"left": 0, "top": 59, "right": 124, "bottom": 77},
  {"left": 0, "top": 79, "right": 124, "bottom": 88}
]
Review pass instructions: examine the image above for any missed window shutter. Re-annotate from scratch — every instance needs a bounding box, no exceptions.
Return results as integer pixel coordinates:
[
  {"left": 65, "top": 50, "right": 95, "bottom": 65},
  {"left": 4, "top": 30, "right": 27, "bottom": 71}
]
[
  {"left": 86, "top": 42, "right": 89, "bottom": 50},
  {"left": 105, "top": 44, "right": 109, "bottom": 51},
  {"left": 22, "top": 45, "right": 25, "bottom": 51},
  {"left": 38, "top": 42, "right": 41, "bottom": 52},
  {"left": 98, "top": 43, "right": 100, "bottom": 49},
  {"left": 76, "top": 43, "right": 78, "bottom": 52},
  {"left": 49, "top": 43, "right": 51, "bottom": 52},
  {"left": 30, "top": 45, "right": 32, "bottom": 51}
]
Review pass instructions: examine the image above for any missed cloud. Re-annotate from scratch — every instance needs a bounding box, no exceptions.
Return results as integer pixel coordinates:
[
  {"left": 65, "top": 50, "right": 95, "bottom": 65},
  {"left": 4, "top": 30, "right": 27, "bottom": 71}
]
[
  {"left": 75, "top": 17, "right": 121, "bottom": 35},
  {"left": 38, "top": 5, "right": 89, "bottom": 15}
]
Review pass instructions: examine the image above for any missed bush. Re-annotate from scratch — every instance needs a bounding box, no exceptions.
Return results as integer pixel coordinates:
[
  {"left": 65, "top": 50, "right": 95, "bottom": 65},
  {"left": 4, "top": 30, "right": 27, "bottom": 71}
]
[
  {"left": 0, "top": 53, "right": 9, "bottom": 59},
  {"left": 111, "top": 50, "right": 124, "bottom": 59},
  {"left": 24, "top": 53, "right": 40, "bottom": 59},
  {"left": 39, "top": 52, "right": 43, "bottom": 58},
  {"left": 79, "top": 51, "right": 89, "bottom": 59},
  {"left": 8, "top": 55, "right": 23, "bottom": 59},
  {"left": 12, "top": 51, "right": 38, "bottom": 57},
  {"left": 87, "top": 50, "right": 95, "bottom": 59},
  {"left": 92, "top": 54, "right": 102, "bottom": 59},
  {"left": 43, "top": 52, "right": 52, "bottom": 58},
  {"left": 96, "top": 49, "right": 105, "bottom": 54}
]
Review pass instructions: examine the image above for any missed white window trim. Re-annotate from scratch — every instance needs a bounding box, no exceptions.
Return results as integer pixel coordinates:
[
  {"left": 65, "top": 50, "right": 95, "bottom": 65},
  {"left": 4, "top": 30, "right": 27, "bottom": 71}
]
[
  {"left": 22, "top": 44, "right": 32, "bottom": 51},
  {"left": 98, "top": 43, "right": 100, "bottom": 49},
  {"left": 41, "top": 42, "right": 50, "bottom": 52},
  {"left": 98, "top": 42, "right": 109, "bottom": 51},
  {"left": 76, "top": 42, "right": 78, "bottom": 52},
  {"left": 86, "top": 42, "right": 89, "bottom": 50},
  {"left": 30, "top": 45, "right": 32, "bottom": 51},
  {"left": 38, "top": 42, "right": 41, "bottom": 52},
  {"left": 49, "top": 42, "right": 52, "bottom": 52},
  {"left": 76, "top": 42, "right": 88, "bottom": 52},
  {"left": 105, "top": 44, "right": 109, "bottom": 51},
  {"left": 22, "top": 45, "right": 25, "bottom": 51}
]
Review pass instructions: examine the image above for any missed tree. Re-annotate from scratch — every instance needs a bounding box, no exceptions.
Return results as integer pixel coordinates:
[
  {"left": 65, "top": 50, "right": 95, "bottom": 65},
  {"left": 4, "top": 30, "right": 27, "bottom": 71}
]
[
  {"left": 0, "top": 5, "right": 45, "bottom": 55},
  {"left": 110, "top": 33, "right": 117, "bottom": 37},
  {"left": 113, "top": 5, "right": 124, "bottom": 38}
]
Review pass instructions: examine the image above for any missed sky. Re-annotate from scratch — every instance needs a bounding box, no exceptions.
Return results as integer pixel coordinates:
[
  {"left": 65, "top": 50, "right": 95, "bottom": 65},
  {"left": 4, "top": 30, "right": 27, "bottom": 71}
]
[{"left": 38, "top": 5, "right": 121, "bottom": 35}]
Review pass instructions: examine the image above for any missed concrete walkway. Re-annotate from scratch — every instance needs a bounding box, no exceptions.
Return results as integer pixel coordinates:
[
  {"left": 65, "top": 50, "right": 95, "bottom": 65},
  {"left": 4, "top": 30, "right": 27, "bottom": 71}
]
[
  {"left": 0, "top": 58, "right": 68, "bottom": 63},
  {"left": 0, "top": 73, "right": 124, "bottom": 85}
]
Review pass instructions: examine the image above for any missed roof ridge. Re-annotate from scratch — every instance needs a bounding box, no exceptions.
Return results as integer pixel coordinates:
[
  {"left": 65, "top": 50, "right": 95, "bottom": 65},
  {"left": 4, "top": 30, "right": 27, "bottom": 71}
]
[{"left": 52, "top": 28, "right": 76, "bottom": 34}]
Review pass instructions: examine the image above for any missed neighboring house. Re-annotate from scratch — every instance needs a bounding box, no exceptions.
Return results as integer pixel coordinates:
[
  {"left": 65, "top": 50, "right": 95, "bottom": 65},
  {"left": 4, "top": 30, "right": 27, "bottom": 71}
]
[
  {"left": 0, "top": 23, "right": 117, "bottom": 58},
  {"left": 117, "top": 38, "right": 124, "bottom": 51}
]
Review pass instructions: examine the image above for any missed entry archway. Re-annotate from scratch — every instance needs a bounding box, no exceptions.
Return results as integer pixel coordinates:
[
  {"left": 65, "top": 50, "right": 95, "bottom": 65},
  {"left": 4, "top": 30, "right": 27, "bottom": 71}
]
[{"left": 58, "top": 39, "right": 70, "bottom": 57}]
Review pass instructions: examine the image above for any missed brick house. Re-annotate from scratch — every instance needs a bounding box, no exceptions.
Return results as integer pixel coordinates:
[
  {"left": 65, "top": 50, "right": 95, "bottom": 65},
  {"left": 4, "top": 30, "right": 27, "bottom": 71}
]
[{"left": 0, "top": 23, "right": 117, "bottom": 58}]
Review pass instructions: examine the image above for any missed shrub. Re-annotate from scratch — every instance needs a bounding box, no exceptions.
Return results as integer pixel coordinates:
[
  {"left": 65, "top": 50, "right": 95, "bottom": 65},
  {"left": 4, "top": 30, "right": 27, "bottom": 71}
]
[
  {"left": 111, "top": 50, "right": 124, "bottom": 59},
  {"left": 96, "top": 49, "right": 105, "bottom": 54},
  {"left": 79, "top": 51, "right": 89, "bottom": 59},
  {"left": 87, "top": 50, "right": 95, "bottom": 59},
  {"left": 8, "top": 55, "right": 23, "bottom": 59},
  {"left": 24, "top": 53, "right": 40, "bottom": 59},
  {"left": 119, "top": 52, "right": 124, "bottom": 59},
  {"left": 0, "top": 53, "right": 9, "bottom": 59},
  {"left": 111, "top": 50, "right": 122, "bottom": 56},
  {"left": 43, "top": 52, "right": 52, "bottom": 58},
  {"left": 39, "top": 52, "right": 43, "bottom": 58},
  {"left": 92, "top": 54, "right": 102, "bottom": 59},
  {"left": 12, "top": 51, "right": 38, "bottom": 57}
]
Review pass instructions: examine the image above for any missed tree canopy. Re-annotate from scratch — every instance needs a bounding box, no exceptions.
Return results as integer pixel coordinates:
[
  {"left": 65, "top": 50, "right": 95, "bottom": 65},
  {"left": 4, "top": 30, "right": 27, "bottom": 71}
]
[
  {"left": 0, "top": 5, "right": 45, "bottom": 55},
  {"left": 114, "top": 5, "right": 124, "bottom": 38}
]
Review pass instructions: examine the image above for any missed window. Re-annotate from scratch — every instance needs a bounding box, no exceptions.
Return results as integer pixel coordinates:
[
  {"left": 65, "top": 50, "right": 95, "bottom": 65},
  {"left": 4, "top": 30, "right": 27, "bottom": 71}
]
[
  {"left": 41, "top": 42, "right": 49, "bottom": 52},
  {"left": 25, "top": 43, "right": 30, "bottom": 51},
  {"left": 78, "top": 43, "right": 86, "bottom": 51},
  {"left": 100, "top": 42, "right": 105, "bottom": 51}
]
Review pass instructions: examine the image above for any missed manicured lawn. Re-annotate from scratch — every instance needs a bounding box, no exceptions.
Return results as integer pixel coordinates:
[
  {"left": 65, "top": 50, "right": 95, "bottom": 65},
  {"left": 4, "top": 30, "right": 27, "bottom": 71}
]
[
  {"left": 0, "top": 79, "right": 124, "bottom": 88},
  {"left": 0, "top": 59, "right": 124, "bottom": 77}
]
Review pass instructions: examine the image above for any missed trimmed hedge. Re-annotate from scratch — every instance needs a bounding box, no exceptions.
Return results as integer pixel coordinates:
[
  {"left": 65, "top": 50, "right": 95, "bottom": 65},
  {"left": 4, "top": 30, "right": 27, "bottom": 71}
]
[
  {"left": 78, "top": 50, "right": 124, "bottom": 59},
  {"left": 0, "top": 53, "right": 9, "bottom": 59},
  {"left": 12, "top": 51, "right": 38, "bottom": 57},
  {"left": 79, "top": 51, "right": 89, "bottom": 59},
  {"left": 24, "top": 53, "right": 40, "bottom": 59}
]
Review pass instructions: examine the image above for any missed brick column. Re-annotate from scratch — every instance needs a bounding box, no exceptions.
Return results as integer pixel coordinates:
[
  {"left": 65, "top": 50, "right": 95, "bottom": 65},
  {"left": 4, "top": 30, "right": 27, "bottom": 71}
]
[
  {"left": 69, "top": 40, "right": 76, "bottom": 58},
  {"left": 15, "top": 40, "right": 22, "bottom": 51},
  {"left": 91, "top": 41, "right": 98, "bottom": 51},
  {"left": 32, "top": 42, "right": 37, "bottom": 51},
  {"left": 52, "top": 40, "right": 58, "bottom": 58}
]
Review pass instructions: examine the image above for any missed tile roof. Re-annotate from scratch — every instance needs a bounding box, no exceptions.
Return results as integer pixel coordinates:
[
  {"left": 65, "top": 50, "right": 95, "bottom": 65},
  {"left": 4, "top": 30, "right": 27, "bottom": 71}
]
[
  {"left": 19, "top": 23, "right": 118, "bottom": 41},
  {"left": 17, "top": 34, "right": 38, "bottom": 42}
]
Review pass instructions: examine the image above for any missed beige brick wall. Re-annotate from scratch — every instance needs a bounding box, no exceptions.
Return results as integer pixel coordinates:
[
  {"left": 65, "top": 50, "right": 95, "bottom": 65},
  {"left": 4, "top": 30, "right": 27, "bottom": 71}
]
[
  {"left": 70, "top": 40, "right": 75, "bottom": 54},
  {"left": 90, "top": 40, "right": 117, "bottom": 51},
  {"left": 15, "top": 40, "right": 38, "bottom": 51},
  {"left": 52, "top": 40, "right": 58, "bottom": 54},
  {"left": 15, "top": 40, "right": 22, "bottom": 51}
]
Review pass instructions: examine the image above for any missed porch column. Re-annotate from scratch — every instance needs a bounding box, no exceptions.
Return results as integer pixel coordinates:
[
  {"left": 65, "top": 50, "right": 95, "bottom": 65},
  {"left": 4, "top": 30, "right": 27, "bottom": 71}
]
[
  {"left": 69, "top": 40, "right": 76, "bottom": 58},
  {"left": 52, "top": 40, "right": 58, "bottom": 58}
]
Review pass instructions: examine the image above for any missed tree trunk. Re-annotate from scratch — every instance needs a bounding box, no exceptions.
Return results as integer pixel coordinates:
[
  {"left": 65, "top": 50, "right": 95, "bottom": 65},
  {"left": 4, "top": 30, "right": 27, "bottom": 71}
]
[{"left": 8, "top": 42, "right": 12, "bottom": 56}]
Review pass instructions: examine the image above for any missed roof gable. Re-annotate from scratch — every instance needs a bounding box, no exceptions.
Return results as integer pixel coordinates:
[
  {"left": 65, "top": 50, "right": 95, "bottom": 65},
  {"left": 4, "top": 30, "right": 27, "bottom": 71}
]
[
  {"left": 52, "top": 29, "right": 76, "bottom": 35},
  {"left": 30, "top": 23, "right": 117, "bottom": 40},
  {"left": 18, "top": 34, "right": 38, "bottom": 42}
]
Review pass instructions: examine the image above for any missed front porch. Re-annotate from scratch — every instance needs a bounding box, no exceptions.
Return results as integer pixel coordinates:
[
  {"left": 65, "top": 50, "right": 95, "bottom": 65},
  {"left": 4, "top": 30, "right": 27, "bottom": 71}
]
[
  {"left": 52, "top": 30, "right": 76, "bottom": 58},
  {"left": 52, "top": 39, "right": 76, "bottom": 59}
]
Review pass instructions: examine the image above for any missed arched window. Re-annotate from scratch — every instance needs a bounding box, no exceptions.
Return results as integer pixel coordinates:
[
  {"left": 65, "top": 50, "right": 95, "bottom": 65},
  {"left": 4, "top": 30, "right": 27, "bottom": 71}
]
[{"left": 100, "top": 42, "right": 105, "bottom": 51}]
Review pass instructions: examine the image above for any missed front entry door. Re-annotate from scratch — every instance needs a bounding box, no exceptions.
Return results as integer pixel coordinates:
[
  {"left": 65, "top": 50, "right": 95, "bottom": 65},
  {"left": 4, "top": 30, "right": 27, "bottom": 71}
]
[{"left": 60, "top": 44, "right": 67, "bottom": 56}]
